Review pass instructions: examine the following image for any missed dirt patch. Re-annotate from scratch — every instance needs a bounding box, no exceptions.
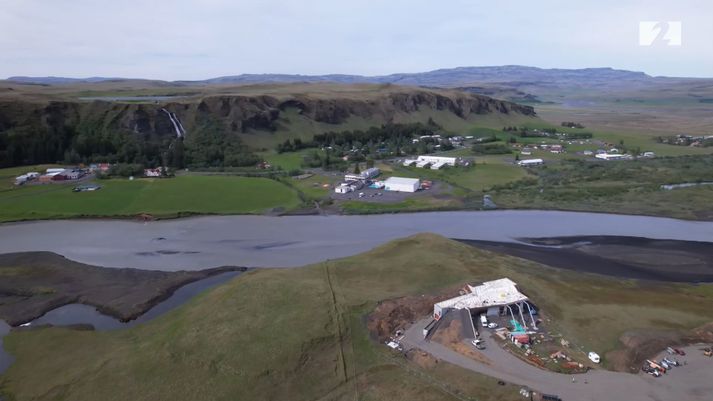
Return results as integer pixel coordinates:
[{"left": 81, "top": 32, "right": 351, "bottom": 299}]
[
  {"left": 458, "top": 236, "right": 713, "bottom": 282},
  {"left": 431, "top": 317, "right": 492, "bottom": 365},
  {"left": 405, "top": 349, "right": 439, "bottom": 369},
  {"left": 366, "top": 286, "right": 463, "bottom": 342},
  {"left": 606, "top": 322, "right": 713, "bottom": 372}
]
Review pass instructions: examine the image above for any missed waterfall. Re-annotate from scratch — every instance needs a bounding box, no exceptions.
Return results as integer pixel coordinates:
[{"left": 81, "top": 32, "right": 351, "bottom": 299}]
[{"left": 161, "top": 108, "right": 186, "bottom": 138}]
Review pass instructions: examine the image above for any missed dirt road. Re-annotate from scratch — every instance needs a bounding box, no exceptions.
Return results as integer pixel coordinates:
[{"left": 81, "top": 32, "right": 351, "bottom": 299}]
[{"left": 403, "top": 318, "right": 713, "bottom": 401}]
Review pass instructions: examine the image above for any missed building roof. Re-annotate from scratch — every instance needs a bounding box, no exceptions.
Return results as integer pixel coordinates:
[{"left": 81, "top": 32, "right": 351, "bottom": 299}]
[
  {"left": 384, "top": 177, "right": 420, "bottom": 186},
  {"left": 519, "top": 158, "right": 544, "bottom": 165},
  {"left": 417, "top": 155, "right": 456, "bottom": 162},
  {"left": 435, "top": 278, "right": 528, "bottom": 310}
]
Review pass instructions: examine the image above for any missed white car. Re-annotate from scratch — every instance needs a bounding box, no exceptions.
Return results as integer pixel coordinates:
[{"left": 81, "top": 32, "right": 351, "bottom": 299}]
[
  {"left": 588, "top": 352, "right": 601, "bottom": 364},
  {"left": 487, "top": 322, "right": 498, "bottom": 329}
]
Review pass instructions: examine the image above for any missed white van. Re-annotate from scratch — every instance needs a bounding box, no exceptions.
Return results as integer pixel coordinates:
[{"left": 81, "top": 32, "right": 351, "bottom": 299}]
[{"left": 480, "top": 314, "right": 488, "bottom": 327}]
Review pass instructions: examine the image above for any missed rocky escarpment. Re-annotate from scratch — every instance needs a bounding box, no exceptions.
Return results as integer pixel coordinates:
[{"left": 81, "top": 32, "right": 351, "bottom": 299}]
[
  {"left": 0, "top": 88, "right": 535, "bottom": 166},
  {"left": 0, "top": 89, "right": 534, "bottom": 137}
]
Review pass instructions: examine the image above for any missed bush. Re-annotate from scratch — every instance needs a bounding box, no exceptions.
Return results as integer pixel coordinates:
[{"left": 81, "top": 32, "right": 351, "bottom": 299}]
[
  {"left": 472, "top": 144, "right": 512, "bottom": 155},
  {"left": 108, "top": 163, "right": 144, "bottom": 177}
]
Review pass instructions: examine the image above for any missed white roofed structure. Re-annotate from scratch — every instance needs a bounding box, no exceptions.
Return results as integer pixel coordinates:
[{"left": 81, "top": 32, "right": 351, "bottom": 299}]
[
  {"left": 383, "top": 177, "right": 420, "bottom": 193},
  {"left": 433, "top": 278, "right": 535, "bottom": 329}
]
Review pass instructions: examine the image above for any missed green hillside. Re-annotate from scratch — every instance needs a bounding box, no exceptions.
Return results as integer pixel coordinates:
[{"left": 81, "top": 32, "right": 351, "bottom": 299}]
[{"left": 2, "top": 234, "right": 712, "bottom": 401}]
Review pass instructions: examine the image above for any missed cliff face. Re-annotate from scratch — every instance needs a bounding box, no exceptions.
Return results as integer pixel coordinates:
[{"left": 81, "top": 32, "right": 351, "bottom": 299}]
[{"left": 0, "top": 89, "right": 535, "bottom": 141}]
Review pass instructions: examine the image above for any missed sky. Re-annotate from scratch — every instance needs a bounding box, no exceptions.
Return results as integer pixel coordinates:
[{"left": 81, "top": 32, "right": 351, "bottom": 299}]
[{"left": 1, "top": 0, "right": 712, "bottom": 80}]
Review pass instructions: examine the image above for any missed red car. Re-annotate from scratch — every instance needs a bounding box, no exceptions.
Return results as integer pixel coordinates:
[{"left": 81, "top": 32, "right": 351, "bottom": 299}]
[{"left": 673, "top": 348, "right": 686, "bottom": 356}]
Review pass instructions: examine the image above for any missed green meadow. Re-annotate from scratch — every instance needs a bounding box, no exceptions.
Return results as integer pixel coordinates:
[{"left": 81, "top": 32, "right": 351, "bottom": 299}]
[{"left": 0, "top": 173, "right": 302, "bottom": 222}]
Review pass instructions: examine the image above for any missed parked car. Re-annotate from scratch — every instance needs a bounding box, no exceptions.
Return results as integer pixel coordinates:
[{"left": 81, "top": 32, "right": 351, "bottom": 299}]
[
  {"left": 471, "top": 339, "right": 485, "bottom": 349},
  {"left": 588, "top": 352, "right": 601, "bottom": 364},
  {"left": 487, "top": 322, "right": 498, "bottom": 329}
]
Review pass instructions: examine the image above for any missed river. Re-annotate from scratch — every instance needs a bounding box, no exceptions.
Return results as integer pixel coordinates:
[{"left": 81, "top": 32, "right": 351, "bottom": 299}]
[{"left": 1, "top": 211, "right": 712, "bottom": 270}]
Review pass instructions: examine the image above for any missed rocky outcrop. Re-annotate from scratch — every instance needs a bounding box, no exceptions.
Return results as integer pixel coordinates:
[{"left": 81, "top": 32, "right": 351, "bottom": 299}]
[{"left": 0, "top": 89, "right": 535, "bottom": 144}]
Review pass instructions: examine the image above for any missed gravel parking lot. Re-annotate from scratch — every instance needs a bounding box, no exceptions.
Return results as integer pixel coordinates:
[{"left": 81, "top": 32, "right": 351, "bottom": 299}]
[{"left": 330, "top": 181, "right": 449, "bottom": 203}]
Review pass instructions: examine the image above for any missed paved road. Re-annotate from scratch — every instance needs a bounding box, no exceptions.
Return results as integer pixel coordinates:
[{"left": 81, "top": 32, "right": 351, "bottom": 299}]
[{"left": 403, "top": 318, "right": 713, "bottom": 401}]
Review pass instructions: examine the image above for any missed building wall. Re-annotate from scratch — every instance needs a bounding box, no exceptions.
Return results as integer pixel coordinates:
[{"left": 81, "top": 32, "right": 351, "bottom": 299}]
[
  {"left": 385, "top": 182, "right": 418, "bottom": 192},
  {"left": 418, "top": 155, "right": 456, "bottom": 166}
]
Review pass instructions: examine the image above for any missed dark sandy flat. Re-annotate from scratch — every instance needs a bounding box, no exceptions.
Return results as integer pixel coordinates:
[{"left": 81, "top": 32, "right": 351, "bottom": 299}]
[
  {"left": 0, "top": 252, "right": 245, "bottom": 326},
  {"left": 457, "top": 236, "right": 713, "bottom": 282}
]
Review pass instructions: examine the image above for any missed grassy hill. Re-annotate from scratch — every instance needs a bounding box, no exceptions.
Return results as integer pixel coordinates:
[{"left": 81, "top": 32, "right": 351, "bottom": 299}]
[{"left": 2, "top": 234, "right": 712, "bottom": 401}]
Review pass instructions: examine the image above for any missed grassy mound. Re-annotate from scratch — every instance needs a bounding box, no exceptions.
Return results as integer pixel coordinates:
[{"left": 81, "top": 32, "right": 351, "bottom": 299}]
[{"left": 2, "top": 234, "right": 712, "bottom": 400}]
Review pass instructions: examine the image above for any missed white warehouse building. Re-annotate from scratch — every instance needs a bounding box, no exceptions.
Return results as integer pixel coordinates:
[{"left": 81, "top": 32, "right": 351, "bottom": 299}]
[
  {"left": 433, "top": 278, "right": 536, "bottom": 329},
  {"left": 517, "top": 158, "right": 544, "bottom": 167},
  {"left": 417, "top": 155, "right": 457, "bottom": 166},
  {"left": 383, "top": 177, "right": 420, "bottom": 193},
  {"left": 403, "top": 155, "right": 458, "bottom": 169}
]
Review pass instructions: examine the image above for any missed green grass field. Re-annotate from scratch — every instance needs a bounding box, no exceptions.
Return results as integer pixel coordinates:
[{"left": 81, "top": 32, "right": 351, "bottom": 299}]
[
  {"left": 490, "top": 154, "right": 713, "bottom": 220},
  {"left": 2, "top": 234, "right": 712, "bottom": 401},
  {"left": 0, "top": 174, "right": 302, "bottom": 222}
]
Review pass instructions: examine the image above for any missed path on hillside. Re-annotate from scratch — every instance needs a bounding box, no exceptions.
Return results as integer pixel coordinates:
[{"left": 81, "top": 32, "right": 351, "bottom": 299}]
[{"left": 402, "top": 318, "right": 713, "bottom": 401}]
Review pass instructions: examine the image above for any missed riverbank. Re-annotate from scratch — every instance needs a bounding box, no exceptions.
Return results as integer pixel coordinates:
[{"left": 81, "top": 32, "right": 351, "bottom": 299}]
[
  {"left": 0, "top": 251, "right": 246, "bottom": 326},
  {"left": 457, "top": 236, "right": 713, "bottom": 282}
]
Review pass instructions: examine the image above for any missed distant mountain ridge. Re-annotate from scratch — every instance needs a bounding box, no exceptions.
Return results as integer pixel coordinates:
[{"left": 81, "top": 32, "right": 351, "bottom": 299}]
[{"left": 6, "top": 66, "right": 661, "bottom": 87}]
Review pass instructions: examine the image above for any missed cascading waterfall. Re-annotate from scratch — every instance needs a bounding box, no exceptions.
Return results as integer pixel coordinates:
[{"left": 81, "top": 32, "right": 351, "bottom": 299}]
[{"left": 161, "top": 108, "right": 186, "bottom": 138}]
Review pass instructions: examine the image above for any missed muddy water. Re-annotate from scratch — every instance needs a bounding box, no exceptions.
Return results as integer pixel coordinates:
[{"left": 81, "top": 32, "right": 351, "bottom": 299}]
[{"left": 1, "top": 211, "right": 712, "bottom": 270}]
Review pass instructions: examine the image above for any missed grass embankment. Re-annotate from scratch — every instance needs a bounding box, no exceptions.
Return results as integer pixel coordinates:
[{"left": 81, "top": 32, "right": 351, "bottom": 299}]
[
  {"left": 2, "top": 235, "right": 713, "bottom": 400},
  {"left": 0, "top": 174, "right": 302, "bottom": 222}
]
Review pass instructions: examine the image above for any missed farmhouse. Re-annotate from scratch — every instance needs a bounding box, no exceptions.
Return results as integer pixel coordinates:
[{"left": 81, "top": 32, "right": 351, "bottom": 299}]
[
  {"left": 51, "top": 169, "right": 85, "bottom": 181},
  {"left": 433, "top": 278, "right": 535, "bottom": 329},
  {"left": 144, "top": 167, "right": 165, "bottom": 177},
  {"left": 383, "top": 177, "right": 420, "bottom": 193}
]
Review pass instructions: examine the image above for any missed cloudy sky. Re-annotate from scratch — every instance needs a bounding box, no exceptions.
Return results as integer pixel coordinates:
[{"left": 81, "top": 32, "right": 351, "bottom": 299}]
[{"left": 1, "top": 0, "right": 711, "bottom": 80}]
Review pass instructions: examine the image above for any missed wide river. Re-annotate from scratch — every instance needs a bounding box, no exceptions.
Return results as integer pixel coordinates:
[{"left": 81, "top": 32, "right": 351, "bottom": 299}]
[{"left": 1, "top": 211, "right": 713, "bottom": 270}]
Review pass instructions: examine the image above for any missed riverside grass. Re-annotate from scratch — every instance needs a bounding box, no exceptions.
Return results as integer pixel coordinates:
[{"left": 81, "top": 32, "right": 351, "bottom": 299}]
[{"left": 2, "top": 234, "right": 713, "bottom": 401}]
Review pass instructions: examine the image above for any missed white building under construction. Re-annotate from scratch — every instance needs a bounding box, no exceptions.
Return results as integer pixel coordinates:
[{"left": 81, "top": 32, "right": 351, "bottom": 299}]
[{"left": 433, "top": 278, "right": 536, "bottom": 329}]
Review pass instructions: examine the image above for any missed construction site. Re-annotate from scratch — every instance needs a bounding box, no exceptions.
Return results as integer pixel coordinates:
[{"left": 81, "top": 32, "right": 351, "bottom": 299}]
[{"left": 374, "top": 278, "right": 713, "bottom": 401}]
